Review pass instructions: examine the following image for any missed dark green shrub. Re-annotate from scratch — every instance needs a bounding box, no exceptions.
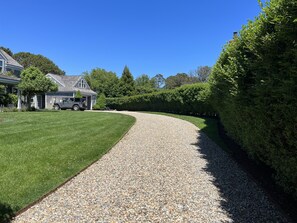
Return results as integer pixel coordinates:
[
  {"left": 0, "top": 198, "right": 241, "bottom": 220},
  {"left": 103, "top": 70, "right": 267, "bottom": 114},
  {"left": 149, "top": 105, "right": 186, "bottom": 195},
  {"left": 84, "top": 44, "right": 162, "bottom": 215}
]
[
  {"left": 93, "top": 94, "right": 106, "bottom": 110},
  {"left": 0, "top": 93, "right": 18, "bottom": 107},
  {"left": 107, "top": 83, "right": 215, "bottom": 116},
  {"left": 7, "top": 94, "right": 18, "bottom": 106},
  {"left": 210, "top": 0, "right": 297, "bottom": 197}
]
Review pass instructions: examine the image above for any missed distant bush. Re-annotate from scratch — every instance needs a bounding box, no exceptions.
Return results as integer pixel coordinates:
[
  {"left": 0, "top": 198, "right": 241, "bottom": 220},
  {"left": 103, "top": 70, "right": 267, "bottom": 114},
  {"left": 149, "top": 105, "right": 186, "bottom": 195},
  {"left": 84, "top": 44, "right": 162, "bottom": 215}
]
[
  {"left": 93, "top": 94, "right": 106, "bottom": 110},
  {"left": 210, "top": 0, "right": 297, "bottom": 197},
  {"left": 107, "top": 83, "right": 215, "bottom": 116}
]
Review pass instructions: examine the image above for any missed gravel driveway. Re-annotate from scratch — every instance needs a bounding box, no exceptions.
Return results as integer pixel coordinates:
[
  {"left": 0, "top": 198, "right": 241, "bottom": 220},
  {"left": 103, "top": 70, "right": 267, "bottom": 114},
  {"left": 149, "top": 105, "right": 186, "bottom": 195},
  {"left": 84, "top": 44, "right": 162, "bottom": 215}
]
[{"left": 14, "top": 111, "right": 288, "bottom": 223}]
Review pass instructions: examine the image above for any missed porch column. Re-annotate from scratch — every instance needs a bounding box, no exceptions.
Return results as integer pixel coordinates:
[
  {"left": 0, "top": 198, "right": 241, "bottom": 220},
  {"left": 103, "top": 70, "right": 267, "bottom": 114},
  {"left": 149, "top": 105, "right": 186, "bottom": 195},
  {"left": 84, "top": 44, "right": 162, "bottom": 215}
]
[
  {"left": 90, "top": 96, "right": 93, "bottom": 110},
  {"left": 45, "top": 94, "right": 47, "bottom": 109},
  {"left": 34, "top": 95, "right": 38, "bottom": 109},
  {"left": 17, "top": 89, "right": 21, "bottom": 110}
]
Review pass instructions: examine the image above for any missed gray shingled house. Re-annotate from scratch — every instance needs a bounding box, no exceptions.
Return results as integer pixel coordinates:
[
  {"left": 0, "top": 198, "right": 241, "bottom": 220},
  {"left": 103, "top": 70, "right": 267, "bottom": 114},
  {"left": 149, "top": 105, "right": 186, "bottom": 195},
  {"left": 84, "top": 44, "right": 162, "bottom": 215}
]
[
  {"left": 0, "top": 49, "right": 23, "bottom": 77},
  {"left": 33, "top": 73, "right": 97, "bottom": 110},
  {"left": 0, "top": 49, "right": 24, "bottom": 108}
]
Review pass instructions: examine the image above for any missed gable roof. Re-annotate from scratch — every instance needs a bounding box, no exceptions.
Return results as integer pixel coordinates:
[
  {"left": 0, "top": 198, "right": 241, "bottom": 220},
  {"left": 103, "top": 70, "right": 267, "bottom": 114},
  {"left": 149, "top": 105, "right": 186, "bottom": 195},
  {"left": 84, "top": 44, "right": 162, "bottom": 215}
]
[
  {"left": 0, "top": 49, "right": 23, "bottom": 69},
  {"left": 46, "top": 73, "right": 96, "bottom": 95}
]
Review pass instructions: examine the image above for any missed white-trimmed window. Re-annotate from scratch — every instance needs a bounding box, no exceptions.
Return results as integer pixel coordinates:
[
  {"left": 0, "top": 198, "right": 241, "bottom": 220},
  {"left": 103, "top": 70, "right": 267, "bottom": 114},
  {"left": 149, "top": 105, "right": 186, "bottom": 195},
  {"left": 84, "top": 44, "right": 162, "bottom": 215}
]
[
  {"left": 78, "top": 79, "right": 87, "bottom": 88},
  {"left": 0, "top": 60, "right": 4, "bottom": 73}
]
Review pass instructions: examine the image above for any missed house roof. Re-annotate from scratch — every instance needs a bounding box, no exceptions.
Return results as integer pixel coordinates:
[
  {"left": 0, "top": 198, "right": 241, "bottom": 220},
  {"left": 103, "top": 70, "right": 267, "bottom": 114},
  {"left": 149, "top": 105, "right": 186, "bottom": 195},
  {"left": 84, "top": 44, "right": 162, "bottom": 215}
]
[
  {"left": 46, "top": 73, "right": 97, "bottom": 95},
  {"left": 0, "top": 74, "right": 20, "bottom": 85},
  {"left": 0, "top": 49, "right": 24, "bottom": 69}
]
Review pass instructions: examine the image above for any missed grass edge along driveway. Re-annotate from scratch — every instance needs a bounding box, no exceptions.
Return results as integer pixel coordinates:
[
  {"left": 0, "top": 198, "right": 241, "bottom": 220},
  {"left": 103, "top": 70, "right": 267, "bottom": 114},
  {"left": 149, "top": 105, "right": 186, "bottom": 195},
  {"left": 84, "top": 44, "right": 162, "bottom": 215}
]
[
  {"left": 145, "top": 112, "right": 229, "bottom": 153},
  {"left": 0, "top": 111, "right": 135, "bottom": 218}
]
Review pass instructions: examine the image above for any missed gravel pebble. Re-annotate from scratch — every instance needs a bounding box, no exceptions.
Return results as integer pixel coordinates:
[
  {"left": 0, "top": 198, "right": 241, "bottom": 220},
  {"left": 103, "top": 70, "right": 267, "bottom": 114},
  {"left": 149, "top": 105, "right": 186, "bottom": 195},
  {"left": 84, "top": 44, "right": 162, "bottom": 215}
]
[{"left": 14, "top": 111, "right": 289, "bottom": 223}]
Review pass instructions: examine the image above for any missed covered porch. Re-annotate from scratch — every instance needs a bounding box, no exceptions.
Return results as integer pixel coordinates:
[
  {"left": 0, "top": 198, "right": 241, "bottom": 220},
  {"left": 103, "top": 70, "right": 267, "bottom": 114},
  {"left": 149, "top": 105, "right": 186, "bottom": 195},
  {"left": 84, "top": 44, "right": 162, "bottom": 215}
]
[
  {"left": 81, "top": 93, "right": 97, "bottom": 110},
  {"left": 0, "top": 74, "right": 22, "bottom": 109}
]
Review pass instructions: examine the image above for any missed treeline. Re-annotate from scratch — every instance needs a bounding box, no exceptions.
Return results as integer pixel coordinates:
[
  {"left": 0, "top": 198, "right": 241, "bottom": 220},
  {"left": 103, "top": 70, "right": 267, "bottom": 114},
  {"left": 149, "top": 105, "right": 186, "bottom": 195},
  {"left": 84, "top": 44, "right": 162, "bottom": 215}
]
[
  {"left": 84, "top": 65, "right": 211, "bottom": 98},
  {"left": 0, "top": 47, "right": 65, "bottom": 75},
  {"left": 102, "top": 0, "right": 297, "bottom": 198}
]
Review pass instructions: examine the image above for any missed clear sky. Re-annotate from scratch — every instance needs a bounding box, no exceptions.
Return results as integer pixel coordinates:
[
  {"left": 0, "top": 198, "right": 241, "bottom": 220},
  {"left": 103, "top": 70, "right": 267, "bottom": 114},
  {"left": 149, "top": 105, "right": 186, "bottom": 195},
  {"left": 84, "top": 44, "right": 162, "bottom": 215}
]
[{"left": 1, "top": 0, "right": 262, "bottom": 78}]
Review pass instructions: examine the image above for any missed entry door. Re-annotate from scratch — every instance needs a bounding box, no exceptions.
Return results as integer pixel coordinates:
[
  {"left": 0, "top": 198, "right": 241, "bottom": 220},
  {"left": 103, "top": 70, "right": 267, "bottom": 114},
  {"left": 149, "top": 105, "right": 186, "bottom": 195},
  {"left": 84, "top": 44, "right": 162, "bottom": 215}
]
[
  {"left": 37, "top": 95, "right": 45, "bottom": 109},
  {"left": 87, "top": 96, "right": 91, "bottom": 110}
]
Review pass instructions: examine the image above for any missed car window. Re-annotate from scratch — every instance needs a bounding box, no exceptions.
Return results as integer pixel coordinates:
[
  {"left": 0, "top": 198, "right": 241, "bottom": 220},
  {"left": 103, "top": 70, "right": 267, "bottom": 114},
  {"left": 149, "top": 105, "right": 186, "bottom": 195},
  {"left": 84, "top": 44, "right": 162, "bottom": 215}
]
[{"left": 74, "top": 98, "right": 80, "bottom": 102}]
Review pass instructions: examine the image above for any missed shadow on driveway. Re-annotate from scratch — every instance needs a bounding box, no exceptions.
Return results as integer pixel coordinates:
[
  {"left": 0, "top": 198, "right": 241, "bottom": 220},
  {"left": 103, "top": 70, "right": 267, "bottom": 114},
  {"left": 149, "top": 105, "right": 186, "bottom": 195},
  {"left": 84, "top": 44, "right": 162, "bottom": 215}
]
[{"left": 193, "top": 132, "right": 289, "bottom": 223}]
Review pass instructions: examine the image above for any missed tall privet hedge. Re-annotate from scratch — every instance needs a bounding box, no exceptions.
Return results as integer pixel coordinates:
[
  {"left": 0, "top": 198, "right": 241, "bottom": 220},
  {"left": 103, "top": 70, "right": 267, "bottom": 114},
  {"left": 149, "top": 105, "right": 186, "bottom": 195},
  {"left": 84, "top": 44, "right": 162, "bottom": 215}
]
[
  {"left": 210, "top": 0, "right": 297, "bottom": 196},
  {"left": 106, "top": 83, "right": 215, "bottom": 116}
]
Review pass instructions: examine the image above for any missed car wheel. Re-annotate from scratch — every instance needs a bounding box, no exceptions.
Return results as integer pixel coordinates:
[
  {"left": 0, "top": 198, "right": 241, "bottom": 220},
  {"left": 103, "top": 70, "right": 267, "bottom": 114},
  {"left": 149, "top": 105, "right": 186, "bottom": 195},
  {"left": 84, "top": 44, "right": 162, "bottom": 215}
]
[
  {"left": 54, "top": 105, "right": 60, "bottom": 110},
  {"left": 73, "top": 105, "right": 80, "bottom": 111}
]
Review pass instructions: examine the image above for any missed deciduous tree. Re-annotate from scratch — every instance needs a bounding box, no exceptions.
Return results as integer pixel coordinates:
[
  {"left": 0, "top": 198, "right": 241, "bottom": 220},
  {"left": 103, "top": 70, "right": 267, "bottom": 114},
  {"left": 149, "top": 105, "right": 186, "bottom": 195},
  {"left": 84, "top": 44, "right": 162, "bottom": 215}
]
[
  {"left": 134, "top": 74, "right": 156, "bottom": 95},
  {"left": 84, "top": 68, "right": 119, "bottom": 97},
  {"left": 14, "top": 52, "right": 65, "bottom": 75},
  {"left": 189, "top": 66, "right": 212, "bottom": 82},
  {"left": 151, "top": 74, "right": 165, "bottom": 89},
  {"left": 165, "top": 73, "right": 192, "bottom": 89},
  {"left": 18, "top": 67, "right": 58, "bottom": 108}
]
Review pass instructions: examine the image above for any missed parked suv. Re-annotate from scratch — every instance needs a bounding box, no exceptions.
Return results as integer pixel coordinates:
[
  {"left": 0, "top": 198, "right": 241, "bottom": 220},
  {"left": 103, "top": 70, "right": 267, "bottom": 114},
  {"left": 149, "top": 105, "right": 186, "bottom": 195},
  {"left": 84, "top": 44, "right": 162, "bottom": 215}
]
[{"left": 53, "top": 97, "right": 87, "bottom": 111}]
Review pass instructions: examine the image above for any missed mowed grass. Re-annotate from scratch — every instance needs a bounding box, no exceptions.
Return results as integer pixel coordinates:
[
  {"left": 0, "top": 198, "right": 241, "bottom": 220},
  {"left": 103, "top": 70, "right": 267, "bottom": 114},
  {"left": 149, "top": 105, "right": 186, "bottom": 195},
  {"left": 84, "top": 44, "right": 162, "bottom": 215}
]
[
  {"left": 146, "top": 112, "right": 229, "bottom": 152},
  {"left": 0, "top": 111, "right": 135, "bottom": 213}
]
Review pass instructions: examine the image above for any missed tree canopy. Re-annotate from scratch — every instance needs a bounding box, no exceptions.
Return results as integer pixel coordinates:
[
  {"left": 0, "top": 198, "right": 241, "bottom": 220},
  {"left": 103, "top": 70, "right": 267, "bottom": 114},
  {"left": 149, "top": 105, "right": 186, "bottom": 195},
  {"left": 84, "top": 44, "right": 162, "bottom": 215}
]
[
  {"left": 84, "top": 66, "right": 211, "bottom": 96},
  {"left": 0, "top": 46, "right": 13, "bottom": 57},
  {"left": 134, "top": 74, "right": 156, "bottom": 94},
  {"left": 151, "top": 74, "right": 165, "bottom": 89},
  {"left": 135, "top": 74, "right": 151, "bottom": 87},
  {"left": 84, "top": 68, "right": 120, "bottom": 97},
  {"left": 14, "top": 52, "right": 65, "bottom": 75},
  {"left": 165, "top": 73, "right": 193, "bottom": 89},
  {"left": 189, "top": 66, "right": 212, "bottom": 82}
]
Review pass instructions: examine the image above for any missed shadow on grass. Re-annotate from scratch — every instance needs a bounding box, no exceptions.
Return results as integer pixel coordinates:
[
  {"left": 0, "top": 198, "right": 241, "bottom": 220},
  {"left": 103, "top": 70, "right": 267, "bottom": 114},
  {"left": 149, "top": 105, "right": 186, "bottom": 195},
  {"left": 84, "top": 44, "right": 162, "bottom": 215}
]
[
  {"left": 193, "top": 132, "right": 289, "bottom": 223},
  {"left": 0, "top": 203, "right": 15, "bottom": 223},
  {"left": 196, "top": 117, "right": 231, "bottom": 153}
]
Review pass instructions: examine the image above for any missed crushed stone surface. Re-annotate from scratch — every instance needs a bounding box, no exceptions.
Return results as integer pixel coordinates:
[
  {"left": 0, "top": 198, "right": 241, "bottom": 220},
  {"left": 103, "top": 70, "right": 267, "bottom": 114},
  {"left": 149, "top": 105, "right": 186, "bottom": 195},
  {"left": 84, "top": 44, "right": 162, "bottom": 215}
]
[{"left": 14, "top": 111, "right": 289, "bottom": 223}]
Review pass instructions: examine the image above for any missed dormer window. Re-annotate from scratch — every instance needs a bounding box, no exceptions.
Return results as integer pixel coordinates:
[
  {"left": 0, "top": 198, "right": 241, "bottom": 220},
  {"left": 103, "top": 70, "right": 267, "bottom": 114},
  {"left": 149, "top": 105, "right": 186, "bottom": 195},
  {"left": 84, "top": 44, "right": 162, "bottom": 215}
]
[{"left": 78, "top": 79, "right": 87, "bottom": 88}]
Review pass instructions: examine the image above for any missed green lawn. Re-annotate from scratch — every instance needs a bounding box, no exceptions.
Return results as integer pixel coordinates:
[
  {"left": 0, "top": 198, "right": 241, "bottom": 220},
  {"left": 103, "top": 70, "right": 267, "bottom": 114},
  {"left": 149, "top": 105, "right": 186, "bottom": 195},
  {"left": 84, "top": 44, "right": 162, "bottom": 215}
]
[
  {"left": 0, "top": 111, "right": 135, "bottom": 216},
  {"left": 146, "top": 112, "right": 229, "bottom": 152}
]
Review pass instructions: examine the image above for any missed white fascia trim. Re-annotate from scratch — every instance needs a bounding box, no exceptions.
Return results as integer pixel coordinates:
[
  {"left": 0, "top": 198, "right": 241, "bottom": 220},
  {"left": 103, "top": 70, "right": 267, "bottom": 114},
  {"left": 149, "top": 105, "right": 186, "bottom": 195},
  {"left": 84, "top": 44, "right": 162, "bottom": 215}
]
[
  {"left": 73, "top": 76, "right": 83, "bottom": 87},
  {"left": 46, "top": 73, "right": 65, "bottom": 87},
  {"left": 73, "top": 75, "right": 91, "bottom": 89}
]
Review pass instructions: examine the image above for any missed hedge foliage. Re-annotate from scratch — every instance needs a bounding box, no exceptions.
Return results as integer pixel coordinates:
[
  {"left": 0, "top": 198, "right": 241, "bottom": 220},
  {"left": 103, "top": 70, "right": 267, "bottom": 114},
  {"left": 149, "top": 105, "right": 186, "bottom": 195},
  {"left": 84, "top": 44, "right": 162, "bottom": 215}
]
[
  {"left": 210, "top": 0, "right": 297, "bottom": 196},
  {"left": 106, "top": 83, "right": 215, "bottom": 116}
]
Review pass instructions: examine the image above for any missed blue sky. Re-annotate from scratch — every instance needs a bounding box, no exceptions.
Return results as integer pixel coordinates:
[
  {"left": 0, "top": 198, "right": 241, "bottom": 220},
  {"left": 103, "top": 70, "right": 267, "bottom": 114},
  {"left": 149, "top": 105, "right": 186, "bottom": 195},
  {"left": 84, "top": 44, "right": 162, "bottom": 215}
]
[{"left": 1, "top": 0, "right": 262, "bottom": 78}]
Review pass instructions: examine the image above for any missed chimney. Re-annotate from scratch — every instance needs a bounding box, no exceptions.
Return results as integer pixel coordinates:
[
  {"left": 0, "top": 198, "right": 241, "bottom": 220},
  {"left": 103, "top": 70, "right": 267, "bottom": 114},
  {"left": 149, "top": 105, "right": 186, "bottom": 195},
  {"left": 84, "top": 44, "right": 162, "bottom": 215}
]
[{"left": 233, "top": 32, "right": 238, "bottom": 39}]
